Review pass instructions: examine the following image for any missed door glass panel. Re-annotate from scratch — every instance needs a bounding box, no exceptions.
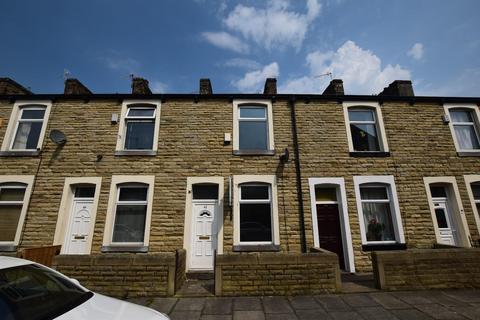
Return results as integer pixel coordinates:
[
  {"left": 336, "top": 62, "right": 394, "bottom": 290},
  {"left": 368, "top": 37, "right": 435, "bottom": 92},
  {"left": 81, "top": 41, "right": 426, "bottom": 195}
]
[
  {"left": 435, "top": 208, "right": 449, "bottom": 228},
  {"left": 74, "top": 186, "right": 95, "bottom": 198},
  {"left": 240, "top": 203, "right": 272, "bottom": 242},
  {"left": 314, "top": 187, "right": 337, "bottom": 202},
  {"left": 239, "top": 121, "right": 268, "bottom": 150},
  {"left": 192, "top": 184, "right": 218, "bottom": 200},
  {"left": 241, "top": 185, "right": 269, "bottom": 200},
  {"left": 0, "top": 205, "right": 22, "bottom": 241},
  {"left": 362, "top": 202, "right": 395, "bottom": 241},
  {"left": 430, "top": 186, "right": 447, "bottom": 198}
]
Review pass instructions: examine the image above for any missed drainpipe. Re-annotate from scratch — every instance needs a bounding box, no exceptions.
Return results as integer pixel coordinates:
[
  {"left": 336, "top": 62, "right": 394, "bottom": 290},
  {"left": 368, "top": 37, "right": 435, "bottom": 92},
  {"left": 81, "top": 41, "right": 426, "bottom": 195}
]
[{"left": 289, "top": 96, "right": 307, "bottom": 253}]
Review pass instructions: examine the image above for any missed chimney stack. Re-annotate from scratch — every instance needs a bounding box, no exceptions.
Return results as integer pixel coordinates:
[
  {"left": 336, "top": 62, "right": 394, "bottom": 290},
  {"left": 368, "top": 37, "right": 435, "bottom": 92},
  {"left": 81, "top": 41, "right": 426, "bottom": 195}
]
[
  {"left": 131, "top": 77, "right": 152, "bottom": 95},
  {"left": 199, "top": 78, "right": 212, "bottom": 95},
  {"left": 64, "top": 78, "right": 92, "bottom": 95},
  {"left": 0, "top": 78, "right": 32, "bottom": 95},
  {"left": 322, "top": 79, "right": 344, "bottom": 96},
  {"left": 379, "top": 80, "right": 414, "bottom": 96},
  {"left": 263, "top": 78, "right": 277, "bottom": 95}
]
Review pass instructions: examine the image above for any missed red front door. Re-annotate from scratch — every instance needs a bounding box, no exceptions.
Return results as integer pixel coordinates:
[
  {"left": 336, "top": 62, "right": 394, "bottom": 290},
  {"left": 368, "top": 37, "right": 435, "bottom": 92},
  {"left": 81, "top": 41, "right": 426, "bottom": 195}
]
[{"left": 317, "top": 203, "right": 345, "bottom": 269}]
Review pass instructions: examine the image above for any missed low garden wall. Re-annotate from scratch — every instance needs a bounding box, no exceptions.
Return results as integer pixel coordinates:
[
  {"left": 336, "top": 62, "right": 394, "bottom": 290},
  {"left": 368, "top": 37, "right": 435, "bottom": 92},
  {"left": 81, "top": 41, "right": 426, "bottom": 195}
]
[
  {"left": 215, "top": 249, "right": 341, "bottom": 296},
  {"left": 53, "top": 252, "right": 179, "bottom": 298},
  {"left": 175, "top": 249, "right": 187, "bottom": 293},
  {"left": 372, "top": 248, "right": 480, "bottom": 290}
]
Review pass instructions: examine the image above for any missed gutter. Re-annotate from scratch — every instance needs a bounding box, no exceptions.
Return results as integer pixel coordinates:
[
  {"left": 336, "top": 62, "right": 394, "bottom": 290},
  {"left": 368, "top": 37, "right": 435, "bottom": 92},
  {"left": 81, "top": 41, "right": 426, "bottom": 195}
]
[{"left": 289, "top": 95, "right": 307, "bottom": 253}]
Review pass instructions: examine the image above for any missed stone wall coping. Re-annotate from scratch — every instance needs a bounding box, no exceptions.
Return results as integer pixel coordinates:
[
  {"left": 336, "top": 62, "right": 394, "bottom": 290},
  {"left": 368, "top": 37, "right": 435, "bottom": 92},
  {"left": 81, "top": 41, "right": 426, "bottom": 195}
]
[
  {"left": 373, "top": 248, "right": 480, "bottom": 261},
  {"left": 216, "top": 251, "right": 338, "bottom": 266},
  {"left": 53, "top": 252, "right": 176, "bottom": 266}
]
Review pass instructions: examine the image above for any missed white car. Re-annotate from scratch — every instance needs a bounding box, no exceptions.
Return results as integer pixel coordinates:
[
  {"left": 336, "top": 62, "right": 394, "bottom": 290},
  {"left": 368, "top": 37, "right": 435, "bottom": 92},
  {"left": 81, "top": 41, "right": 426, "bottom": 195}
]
[{"left": 0, "top": 256, "right": 170, "bottom": 320}]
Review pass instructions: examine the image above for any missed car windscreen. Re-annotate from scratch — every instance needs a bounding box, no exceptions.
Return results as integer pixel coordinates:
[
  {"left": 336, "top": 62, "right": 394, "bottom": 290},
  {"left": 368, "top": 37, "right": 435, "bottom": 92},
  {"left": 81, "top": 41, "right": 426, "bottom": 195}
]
[{"left": 0, "top": 264, "right": 93, "bottom": 320}]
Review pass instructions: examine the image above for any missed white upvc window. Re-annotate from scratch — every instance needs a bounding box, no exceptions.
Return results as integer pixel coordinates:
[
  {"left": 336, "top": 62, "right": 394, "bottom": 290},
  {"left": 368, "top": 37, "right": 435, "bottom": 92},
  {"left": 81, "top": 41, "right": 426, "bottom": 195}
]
[
  {"left": 233, "top": 175, "right": 279, "bottom": 248},
  {"left": 464, "top": 175, "right": 480, "bottom": 237},
  {"left": 233, "top": 100, "right": 274, "bottom": 154},
  {"left": 1, "top": 101, "right": 52, "bottom": 152},
  {"left": 103, "top": 175, "right": 154, "bottom": 250},
  {"left": 115, "top": 100, "right": 161, "bottom": 153},
  {"left": 353, "top": 176, "right": 404, "bottom": 245},
  {"left": 445, "top": 104, "right": 480, "bottom": 153},
  {"left": 0, "top": 175, "right": 35, "bottom": 250},
  {"left": 343, "top": 102, "right": 389, "bottom": 153}
]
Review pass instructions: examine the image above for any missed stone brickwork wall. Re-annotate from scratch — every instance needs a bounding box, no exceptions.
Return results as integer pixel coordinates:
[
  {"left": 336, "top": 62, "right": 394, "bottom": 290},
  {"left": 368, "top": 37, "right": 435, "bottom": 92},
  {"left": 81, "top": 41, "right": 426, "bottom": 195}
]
[
  {"left": 295, "top": 100, "right": 480, "bottom": 272},
  {"left": 372, "top": 248, "right": 480, "bottom": 290},
  {"left": 215, "top": 250, "right": 341, "bottom": 296},
  {"left": 53, "top": 253, "right": 176, "bottom": 298},
  {"left": 175, "top": 249, "right": 186, "bottom": 293}
]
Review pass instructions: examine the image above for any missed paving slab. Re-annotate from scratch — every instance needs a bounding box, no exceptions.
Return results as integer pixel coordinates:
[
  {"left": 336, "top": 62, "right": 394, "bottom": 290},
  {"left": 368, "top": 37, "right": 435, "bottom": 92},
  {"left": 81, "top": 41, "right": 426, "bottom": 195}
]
[
  {"left": 263, "top": 297, "right": 295, "bottom": 314},
  {"left": 265, "top": 313, "right": 299, "bottom": 320},
  {"left": 449, "top": 305, "right": 480, "bottom": 320},
  {"left": 314, "top": 295, "right": 352, "bottom": 311},
  {"left": 233, "top": 310, "right": 265, "bottom": 320},
  {"left": 341, "top": 293, "right": 379, "bottom": 308},
  {"left": 413, "top": 303, "right": 467, "bottom": 320},
  {"left": 356, "top": 306, "right": 399, "bottom": 320},
  {"left": 392, "top": 291, "right": 435, "bottom": 305},
  {"left": 233, "top": 297, "right": 263, "bottom": 311},
  {"left": 203, "top": 297, "right": 233, "bottom": 315},
  {"left": 288, "top": 296, "right": 321, "bottom": 310},
  {"left": 126, "top": 297, "right": 152, "bottom": 306},
  {"left": 442, "top": 290, "right": 480, "bottom": 303},
  {"left": 201, "top": 316, "right": 232, "bottom": 320},
  {"left": 369, "top": 292, "right": 410, "bottom": 309},
  {"left": 295, "top": 309, "right": 332, "bottom": 320},
  {"left": 329, "top": 311, "right": 365, "bottom": 320},
  {"left": 390, "top": 308, "right": 434, "bottom": 320},
  {"left": 424, "top": 291, "right": 470, "bottom": 307},
  {"left": 173, "top": 297, "right": 206, "bottom": 311},
  {"left": 170, "top": 311, "right": 202, "bottom": 320},
  {"left": 150, "top": 297, "right": 178, "bottom": 314}
]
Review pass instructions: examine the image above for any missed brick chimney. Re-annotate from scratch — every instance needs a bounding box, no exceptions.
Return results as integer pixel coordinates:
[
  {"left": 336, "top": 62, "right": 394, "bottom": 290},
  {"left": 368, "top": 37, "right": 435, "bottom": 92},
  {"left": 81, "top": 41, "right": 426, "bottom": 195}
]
[
  {"left": 379, "top": 80, "right": 414, "bottom": 96},
  {"left": 263, "top": 78, "right": 277, "bottom": 95},
  {"left": 131, "top": 77, "right": 152, "bottom": 95},
  {"left": 199, "top": 78, "right": 212, "bottom": 94},
  {"left": 0, "top": 78, "right": 32, "bottom": 95},
  {"left": 322, "top": 79, "right": 344, "bottom": 96},
  {"left": 64, "top": 78, "right": 92, "bottom": 95}
]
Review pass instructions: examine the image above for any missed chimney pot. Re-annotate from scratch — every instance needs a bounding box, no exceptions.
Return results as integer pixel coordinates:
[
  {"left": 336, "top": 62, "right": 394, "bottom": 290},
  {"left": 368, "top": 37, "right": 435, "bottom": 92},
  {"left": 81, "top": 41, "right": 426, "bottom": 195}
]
[
  {"left": 322, "top": 79, "right": 344, "bottom": 96},
  {"left": 64, "top": 78, "right": 92, "bottom": 95},
  {"left": 0, "top": 77, "right": 32, "bottom": 95},
  {"left": 379, "top": 80, "right": 414, "bottom": 97},
  {"left": 263, "top": 78, "right": 277, "bottom": 95},
  {"left": 199, "top": 78, "right": 212, "bottom": 95},
  {"left": 131, "top": 77, "right": 152, "bottom": 95}
]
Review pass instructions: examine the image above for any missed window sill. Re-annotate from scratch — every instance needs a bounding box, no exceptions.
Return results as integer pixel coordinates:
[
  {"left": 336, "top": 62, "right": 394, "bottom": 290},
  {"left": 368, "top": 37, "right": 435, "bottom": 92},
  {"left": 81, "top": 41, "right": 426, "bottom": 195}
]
[
  {"left": 0, "top": 245, "right": 17, "bottom": 252},
  {"left": 457, "top": 151, "right": 480, "bottom": 157},
  {"left": 0, "top": 150, "right": 40, "bottom": 157},
  {"left": 361, "top": 243, "right": 406, "bottom": 251},
  {"left": 114, "top": 150, "right": 157, "bottom": 156},
  {"left": 349, "top": 151, "right": 390, "bottom": 157},
  {"left": 233, "top": 244, "right": 280, "bottom": 252},
  {"left": 101, "top": 245, "right": 148, "bottom": 253},
  {"left": 233, "top": 150, "right": 275, "bottom": 156}
]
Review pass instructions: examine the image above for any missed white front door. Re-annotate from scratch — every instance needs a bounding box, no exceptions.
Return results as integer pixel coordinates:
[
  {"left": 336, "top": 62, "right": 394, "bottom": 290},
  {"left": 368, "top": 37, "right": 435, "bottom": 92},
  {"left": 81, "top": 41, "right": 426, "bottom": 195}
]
[
  {"left": 433, "top": 200, "right": 457, "bottom": 246},
  {"left": 64, "top": 199, "right": 94, "bottom": 254},
  {"left": 190, "top": 201, "right": 217, "bottom": 270}
]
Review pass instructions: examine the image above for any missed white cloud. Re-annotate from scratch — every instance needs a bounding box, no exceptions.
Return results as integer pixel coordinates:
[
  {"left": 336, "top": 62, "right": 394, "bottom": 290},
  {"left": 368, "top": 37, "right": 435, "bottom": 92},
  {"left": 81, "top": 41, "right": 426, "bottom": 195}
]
[
  {"left": 201, "top": 31, "right": 249, "bottom": 53},
  {"left": 407, "top": 43, "right": 424, "bottom": 60},
  {"left": 150, "top": 80, "right": 168, "bottom": 93},
  {"left": 232, "top": 62, "right": 280, "bottom": 92},
  {"left": 223, "top": 58, "right": 261, "bottom": 70},
  {"left": 223, "top": 0, "right": 321, "bottom": 50},
  {"left": 279, "top": 40, "right": 412, "bottom": 94},
  {"left": 418, "top": 68, "right": 480, "bottom": 96},
  {"left": 100, "top": 53, "right": 140, "bottom": 74}
]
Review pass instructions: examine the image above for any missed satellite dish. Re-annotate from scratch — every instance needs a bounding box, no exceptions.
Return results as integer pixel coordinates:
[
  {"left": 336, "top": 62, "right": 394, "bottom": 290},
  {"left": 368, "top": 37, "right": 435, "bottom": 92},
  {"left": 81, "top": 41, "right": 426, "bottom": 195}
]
[{"left": 49, "top": 130, "right": 67, "bottom": 145}]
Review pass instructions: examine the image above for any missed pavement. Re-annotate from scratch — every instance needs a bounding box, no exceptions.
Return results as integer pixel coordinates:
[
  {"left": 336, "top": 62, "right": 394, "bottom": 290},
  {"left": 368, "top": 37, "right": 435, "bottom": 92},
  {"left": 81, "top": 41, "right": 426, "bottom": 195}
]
[{"left": 126, "top": 289, "right": 480, "bottom": 320}]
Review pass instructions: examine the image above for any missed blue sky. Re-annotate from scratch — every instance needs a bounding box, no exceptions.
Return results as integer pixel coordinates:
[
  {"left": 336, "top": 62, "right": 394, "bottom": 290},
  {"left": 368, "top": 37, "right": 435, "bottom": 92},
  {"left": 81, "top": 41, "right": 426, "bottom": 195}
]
[{"left": 1, "top": 0, "right": 479, "bottom": 96}]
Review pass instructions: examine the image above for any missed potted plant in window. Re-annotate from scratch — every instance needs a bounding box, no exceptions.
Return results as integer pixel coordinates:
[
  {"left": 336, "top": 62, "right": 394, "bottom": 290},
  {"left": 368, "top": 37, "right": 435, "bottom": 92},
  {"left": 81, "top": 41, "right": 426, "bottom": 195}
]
[{"left": 367, "top": 218, "right": 385, "bottom": 241}]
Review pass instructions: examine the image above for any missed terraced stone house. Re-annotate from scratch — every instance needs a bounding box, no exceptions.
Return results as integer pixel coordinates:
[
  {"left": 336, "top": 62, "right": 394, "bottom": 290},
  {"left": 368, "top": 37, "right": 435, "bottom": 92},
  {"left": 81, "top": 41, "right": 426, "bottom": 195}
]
[{"left": 0, "top": 76, "right": 479, "bottom": 295}]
